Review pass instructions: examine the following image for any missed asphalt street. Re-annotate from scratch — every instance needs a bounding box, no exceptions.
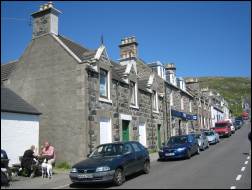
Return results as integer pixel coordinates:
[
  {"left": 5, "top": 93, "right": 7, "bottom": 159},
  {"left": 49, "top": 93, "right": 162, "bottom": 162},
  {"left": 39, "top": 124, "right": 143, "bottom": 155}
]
[{"left": 4, "top": 121, "right": 251, "bottom": 189}]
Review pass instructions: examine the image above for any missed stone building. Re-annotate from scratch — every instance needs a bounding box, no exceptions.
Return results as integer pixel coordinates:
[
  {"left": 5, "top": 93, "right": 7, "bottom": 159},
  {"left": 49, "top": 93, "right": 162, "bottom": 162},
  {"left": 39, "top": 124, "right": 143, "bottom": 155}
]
[
  {"left": 185, "top": 78, "right": 212, "bottom": 131},
  {"left": 1, "top": 3, "right": 165, "bottom": 164}
]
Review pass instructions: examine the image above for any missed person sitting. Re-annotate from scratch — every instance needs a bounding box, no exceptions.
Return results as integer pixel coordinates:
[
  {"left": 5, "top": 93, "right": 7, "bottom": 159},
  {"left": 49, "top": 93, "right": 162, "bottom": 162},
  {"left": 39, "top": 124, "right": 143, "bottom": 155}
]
[
  {"left": 21, "top": 145, "right": 38, "bottom": 177},
  {"left": 40, "top": 141, "right": 56, "bottom": 166}
]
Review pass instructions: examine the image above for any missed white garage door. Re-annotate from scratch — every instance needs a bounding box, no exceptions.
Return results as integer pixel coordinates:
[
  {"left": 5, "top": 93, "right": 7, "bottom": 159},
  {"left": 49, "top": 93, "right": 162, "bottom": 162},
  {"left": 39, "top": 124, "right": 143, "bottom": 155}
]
[
  {"left": 100, "top": 117, "right": 112, "bottom": 145},
  {"left": 139, "top": 123, "right": 147, "bottom": 147},
  {"left": 1, "top": 112, "right": 39, "bottom": 166}
]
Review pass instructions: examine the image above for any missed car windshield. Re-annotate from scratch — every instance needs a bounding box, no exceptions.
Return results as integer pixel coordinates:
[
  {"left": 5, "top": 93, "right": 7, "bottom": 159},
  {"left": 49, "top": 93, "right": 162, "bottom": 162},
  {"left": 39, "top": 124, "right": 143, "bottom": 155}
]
[
  {"left": 204, "top": 131, "right": 214, "bottom": 136},
  {"left": 215, "top": 123, "right": 227, "bottom": 128},
  {"left": 89, "top": 144, "right": 124, "bottom": 157},
  {"left": 167, "top": 136, "right": 188, "bottom": 145}
]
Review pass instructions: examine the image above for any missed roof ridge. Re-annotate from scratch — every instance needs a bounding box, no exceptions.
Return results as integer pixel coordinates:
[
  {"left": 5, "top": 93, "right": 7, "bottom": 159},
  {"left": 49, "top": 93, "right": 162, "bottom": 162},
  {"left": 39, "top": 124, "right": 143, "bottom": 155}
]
[{"left": 1, "top": 60, "right": 18, "bottom": 66}]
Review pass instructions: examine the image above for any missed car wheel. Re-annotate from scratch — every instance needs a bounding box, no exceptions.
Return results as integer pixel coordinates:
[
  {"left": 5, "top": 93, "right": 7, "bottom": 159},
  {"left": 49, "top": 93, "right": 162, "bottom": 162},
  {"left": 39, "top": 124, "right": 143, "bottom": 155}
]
[
  {"left": 143, "top": 160, "right": 150, "bottom": 174},
  {"left": 186, "top": 150, "right": 191, "bottom": 159},
  {"left": 197, "top": 147, "right": 200, "bottom": 155},
  {"left": 113, "top": 168, "right": 125, "bottom": 186}
]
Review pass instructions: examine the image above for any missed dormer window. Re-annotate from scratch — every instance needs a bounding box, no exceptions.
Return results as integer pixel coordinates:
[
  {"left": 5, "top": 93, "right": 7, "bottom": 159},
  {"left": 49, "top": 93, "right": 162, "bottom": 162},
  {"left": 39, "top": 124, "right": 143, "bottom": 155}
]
[{"left": 99, "top": 69, "right": 108, "bottom": 98}]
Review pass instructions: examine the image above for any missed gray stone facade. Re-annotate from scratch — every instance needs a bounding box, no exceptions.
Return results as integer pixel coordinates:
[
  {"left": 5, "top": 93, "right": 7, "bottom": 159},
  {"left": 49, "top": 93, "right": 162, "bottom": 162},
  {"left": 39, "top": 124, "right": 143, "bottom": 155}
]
[{"left": 2, "top": 3, "right": 216, "bottom": 166}]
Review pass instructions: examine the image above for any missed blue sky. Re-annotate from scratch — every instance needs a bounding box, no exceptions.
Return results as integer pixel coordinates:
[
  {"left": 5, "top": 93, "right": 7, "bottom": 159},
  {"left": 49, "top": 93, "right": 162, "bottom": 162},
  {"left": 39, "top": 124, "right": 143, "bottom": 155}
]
[{"left": 1, "top": 1, "right": 251, "bottom": 77}]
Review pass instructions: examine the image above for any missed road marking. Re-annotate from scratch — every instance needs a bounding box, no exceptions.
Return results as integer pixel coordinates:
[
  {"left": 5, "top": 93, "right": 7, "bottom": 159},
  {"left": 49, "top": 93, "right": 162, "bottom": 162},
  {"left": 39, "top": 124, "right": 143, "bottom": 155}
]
[
  {"left": 241, "top": 167, "right": 246, "bottom": 172},
  {"left": 236, "top": 174, "right": 242, "bottom": 181},
  {"left": 244, "top": 161, "right": 248, "bottom": 165},
  {"left": 247, "top": 156, "right": 250, "bottom": 160},
  {"left": 52, "top": 183, "right": 70, "bottom": 189},
  {"left": 230, "top": 186, "right": 236, "bottom": 189}
]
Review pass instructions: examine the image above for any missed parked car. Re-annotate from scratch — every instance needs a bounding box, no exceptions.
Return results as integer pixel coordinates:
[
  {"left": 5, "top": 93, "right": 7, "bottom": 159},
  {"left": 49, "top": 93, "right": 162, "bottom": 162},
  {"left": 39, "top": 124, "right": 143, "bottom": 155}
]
[
  {"left": 224, "top": 119, "right": 235, "bottom": 134},
  {"left": 69, "top": 141, "right": 150, "bottom": 186},
  {"left": 158, "top": 134, "right": 200, "bottom": 160},
  {"left": 214, "top": 121, "right": 232, "bottom": 137},
  {"left": 234, "top": 120, "right": 242, "bottom": 130},
  {"left": 193, "top": 132, "right": 209, "bottom": 151},
  {"left": 204, "top": 131, "right": 219, "bottom": 144},
  {"left": 213, "top": 131, "right": 220, "bottom": 143}
]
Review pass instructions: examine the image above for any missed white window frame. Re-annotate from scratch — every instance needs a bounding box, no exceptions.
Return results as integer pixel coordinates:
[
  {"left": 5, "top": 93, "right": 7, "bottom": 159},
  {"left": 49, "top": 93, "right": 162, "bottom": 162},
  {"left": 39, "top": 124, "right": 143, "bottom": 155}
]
[
  {"left": 99, "top": 68, "right": 112, "bottom": 104},
  {"left": 181, "top": 97, "right": 184, "bottom": 110},
  {"left": 130, "top": 81, "right": 139, "bottom": 109},
  {"left": 152, "top": 90, "right": 159, "bottom": 112},
  {"left": 189, "top": 101, "right": 192, "bottom": 112},
  {"left": 170, "top": 92, "right": 173, "bottom": 106}
]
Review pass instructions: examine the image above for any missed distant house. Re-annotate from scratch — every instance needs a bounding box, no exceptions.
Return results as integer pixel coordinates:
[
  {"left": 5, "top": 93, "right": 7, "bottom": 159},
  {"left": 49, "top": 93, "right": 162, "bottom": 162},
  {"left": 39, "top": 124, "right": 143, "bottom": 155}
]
[{"left": 1, "top": 87, "right": 41, "bottom": 166}]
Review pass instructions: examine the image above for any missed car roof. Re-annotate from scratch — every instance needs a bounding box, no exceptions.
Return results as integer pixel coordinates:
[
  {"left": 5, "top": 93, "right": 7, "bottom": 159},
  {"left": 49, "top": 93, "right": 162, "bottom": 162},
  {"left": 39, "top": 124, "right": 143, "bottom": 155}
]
[{"left": 98, "top": 141, "right": 140, "bottom": 146}]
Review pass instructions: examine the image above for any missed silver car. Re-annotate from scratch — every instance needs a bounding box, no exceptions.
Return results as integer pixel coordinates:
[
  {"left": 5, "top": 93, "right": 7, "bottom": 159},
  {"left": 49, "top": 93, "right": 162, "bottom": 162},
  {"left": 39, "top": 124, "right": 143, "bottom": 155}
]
[
  {"left": 204, "top": 131, "right": 219, "bottom": 145},
  {"left": 194, "top": 133, "right": 209, "bottom": 150}
]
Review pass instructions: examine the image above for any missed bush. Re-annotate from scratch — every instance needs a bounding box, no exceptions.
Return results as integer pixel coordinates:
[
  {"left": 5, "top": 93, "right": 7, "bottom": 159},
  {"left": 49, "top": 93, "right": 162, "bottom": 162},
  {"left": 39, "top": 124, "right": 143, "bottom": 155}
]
[{"left": 55, "top": 161, "right": 71, "bottom": 169}]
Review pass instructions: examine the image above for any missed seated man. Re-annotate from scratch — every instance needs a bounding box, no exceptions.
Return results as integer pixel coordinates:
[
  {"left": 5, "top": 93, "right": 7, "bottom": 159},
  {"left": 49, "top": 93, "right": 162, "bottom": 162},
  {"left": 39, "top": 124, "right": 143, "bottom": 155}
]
[
  {"left": 40, "top": 141, "right": 56, "bottom": 166},
  {"left": 21, "top": 145, "right": 39, "bottom": 177}
]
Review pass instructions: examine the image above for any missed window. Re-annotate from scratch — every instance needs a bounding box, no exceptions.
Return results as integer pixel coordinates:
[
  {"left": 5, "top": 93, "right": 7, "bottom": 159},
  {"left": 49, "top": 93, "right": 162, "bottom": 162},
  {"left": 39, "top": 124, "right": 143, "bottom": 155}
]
[
  {"left": 181, "top": 97, "right": 184, "bottom": 110},
  {"left": 131, "top": 143, "right": 141, "bottom": 152},
  {"left": 189, "top": 101, "right": 192, "bottom": 112},
  {"left": 170, "top": 92, "right": 173, "bottom": 106},
  {"left": 130, "top": 81, "right": 136, "bottom": 105},
  {"left": 152, "top": 90, "right": 158, "bottom": 111},
  {"left": 99, "top": 69, "right": 108, "bottom": 98}
]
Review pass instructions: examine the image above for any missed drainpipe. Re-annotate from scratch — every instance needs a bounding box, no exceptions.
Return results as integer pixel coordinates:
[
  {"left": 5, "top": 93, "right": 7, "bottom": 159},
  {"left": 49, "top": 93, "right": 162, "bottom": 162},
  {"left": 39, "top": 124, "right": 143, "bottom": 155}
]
[{"left": 87, "top": 71, "right": 93, "bottom": 154}]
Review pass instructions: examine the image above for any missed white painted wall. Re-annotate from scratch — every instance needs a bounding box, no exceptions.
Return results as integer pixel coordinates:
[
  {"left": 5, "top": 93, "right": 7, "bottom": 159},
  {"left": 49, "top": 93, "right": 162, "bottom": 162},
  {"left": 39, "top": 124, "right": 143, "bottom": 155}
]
[{"left": 1, "top": 112, "right": 39, "bottom": 166}]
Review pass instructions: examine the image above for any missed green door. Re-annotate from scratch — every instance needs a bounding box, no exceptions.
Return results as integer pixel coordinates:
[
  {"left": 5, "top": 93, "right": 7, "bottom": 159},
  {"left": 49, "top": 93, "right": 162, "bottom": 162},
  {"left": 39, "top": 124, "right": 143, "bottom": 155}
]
[
  {"left": 157, "top": 125, "right": 161, "bottom": 148},
  {"left": 122, "top": 120, "right": 129, "bottom": 141}
]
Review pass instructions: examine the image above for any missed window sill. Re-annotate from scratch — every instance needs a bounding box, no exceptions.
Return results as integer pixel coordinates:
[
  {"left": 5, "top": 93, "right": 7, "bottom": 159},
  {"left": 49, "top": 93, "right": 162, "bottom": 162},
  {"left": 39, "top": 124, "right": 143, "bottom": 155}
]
[
  {"left": 130, "top": 105, "right": 139, "bottom": 110},
  {"left": 152, "top": 110, "right": 159, "bottom": 114},
  {"left": 99, "top": 97, "right": 112, "bottom": 104}
]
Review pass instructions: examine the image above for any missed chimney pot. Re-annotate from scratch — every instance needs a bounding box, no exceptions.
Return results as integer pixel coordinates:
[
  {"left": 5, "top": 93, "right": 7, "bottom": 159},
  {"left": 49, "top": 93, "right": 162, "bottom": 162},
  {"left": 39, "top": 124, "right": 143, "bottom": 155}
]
[
  {"left": 40, "top": 5, "right": 43, "bottom": 11},
  {"left": 48, "top": 2, "right": 53, "bottom": 8},
  {"left": 43, "top": 4, "right": 48, "bottom": 10}
]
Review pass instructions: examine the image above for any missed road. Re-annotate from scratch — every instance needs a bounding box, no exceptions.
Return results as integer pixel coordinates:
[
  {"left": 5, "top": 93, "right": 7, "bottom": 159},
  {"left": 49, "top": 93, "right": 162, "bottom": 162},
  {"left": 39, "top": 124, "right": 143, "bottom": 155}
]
[{"left": 4, "top": 121, "right": 251, "bottom": 189}]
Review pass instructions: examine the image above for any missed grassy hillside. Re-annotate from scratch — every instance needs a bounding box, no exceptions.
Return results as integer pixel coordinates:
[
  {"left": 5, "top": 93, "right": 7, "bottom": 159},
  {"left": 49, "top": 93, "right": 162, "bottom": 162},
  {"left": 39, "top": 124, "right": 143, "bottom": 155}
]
[{"left": 197, "top": 77, "right": 251, "bottom": 117}]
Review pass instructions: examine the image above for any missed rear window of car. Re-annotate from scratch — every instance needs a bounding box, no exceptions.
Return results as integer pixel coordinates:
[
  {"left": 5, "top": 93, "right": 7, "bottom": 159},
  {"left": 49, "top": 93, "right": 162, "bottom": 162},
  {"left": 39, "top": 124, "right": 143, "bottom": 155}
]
[{"left": 204, "top": 131, "right": 214, "bottom": 136}]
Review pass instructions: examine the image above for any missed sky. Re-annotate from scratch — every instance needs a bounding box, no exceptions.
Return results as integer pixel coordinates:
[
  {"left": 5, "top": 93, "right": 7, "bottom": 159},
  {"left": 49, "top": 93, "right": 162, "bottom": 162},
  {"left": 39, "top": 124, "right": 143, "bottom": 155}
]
[{"left": 1, "top": 1, "right": 251, "bottom": 77}]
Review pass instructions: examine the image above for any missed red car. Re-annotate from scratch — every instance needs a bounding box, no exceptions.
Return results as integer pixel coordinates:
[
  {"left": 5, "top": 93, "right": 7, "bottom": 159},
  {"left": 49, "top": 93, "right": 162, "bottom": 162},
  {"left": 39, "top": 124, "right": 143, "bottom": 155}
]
[{"left": 214, "top": 121, "right": 232, "bottom": 137}]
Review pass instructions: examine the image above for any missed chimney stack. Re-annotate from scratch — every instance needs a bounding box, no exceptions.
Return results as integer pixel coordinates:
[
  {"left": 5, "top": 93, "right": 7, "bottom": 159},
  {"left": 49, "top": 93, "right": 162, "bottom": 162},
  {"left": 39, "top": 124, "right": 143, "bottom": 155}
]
[
  {"left": 31, "top": 2, "right": 61, "bottom": 38},
  {"left": 119, "top": 36, "right": 138, "bottom": 60}
]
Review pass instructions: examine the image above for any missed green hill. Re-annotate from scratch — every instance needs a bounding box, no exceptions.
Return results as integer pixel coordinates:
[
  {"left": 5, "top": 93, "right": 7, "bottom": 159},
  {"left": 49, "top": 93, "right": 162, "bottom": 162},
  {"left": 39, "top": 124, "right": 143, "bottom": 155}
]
[{"left": 197, "top": 77, "right": 251, "bottom": 117}]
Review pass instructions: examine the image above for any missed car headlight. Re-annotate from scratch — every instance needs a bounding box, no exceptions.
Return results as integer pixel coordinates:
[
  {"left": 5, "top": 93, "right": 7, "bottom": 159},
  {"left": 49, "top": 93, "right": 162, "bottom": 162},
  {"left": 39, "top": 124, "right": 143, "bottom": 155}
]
[
  {"left": 70, "top": 168, "right": 78, "bottom": 173},
  {"left": 159, "top": 149, "right": 164, "bottom": 152},
  {"left": 177, "top": 147, "right": 186, "bottom": 151},
  {"left": 96, "top": 166, "right": 110, "bottom": 172}
]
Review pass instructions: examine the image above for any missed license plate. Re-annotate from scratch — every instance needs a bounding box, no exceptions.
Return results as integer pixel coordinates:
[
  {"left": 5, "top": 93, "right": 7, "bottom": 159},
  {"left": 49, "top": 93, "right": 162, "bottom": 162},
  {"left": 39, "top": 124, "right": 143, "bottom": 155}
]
[
  {"left": 78, "top": 174, "right": 93, "bottom": 179},
  {"left": 165, "top": 153, "right": 175, "bottom": 156}
]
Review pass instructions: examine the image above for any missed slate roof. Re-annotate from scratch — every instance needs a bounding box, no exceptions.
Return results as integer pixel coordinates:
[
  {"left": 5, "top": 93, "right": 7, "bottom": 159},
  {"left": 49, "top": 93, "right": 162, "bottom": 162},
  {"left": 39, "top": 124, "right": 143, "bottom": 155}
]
[
  {"left": 1, "top": 87, "right": 41, "bottom": 115},
  {"left": 1, "top": 60, "right": 18, "bottom": 82},
  {"left": 58, "top": 35, "right": 96, "bottom": 61}
]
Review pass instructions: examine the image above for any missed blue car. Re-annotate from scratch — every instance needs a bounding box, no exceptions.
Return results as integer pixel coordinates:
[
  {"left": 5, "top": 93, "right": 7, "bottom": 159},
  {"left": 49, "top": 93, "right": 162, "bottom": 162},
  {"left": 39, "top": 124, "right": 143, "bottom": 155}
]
[
  {"left": 69, "top": 141, "right": 150, "bottom": 186},
  {"left": 158, "top": 134, "right": 200, "bottom": 160}
]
